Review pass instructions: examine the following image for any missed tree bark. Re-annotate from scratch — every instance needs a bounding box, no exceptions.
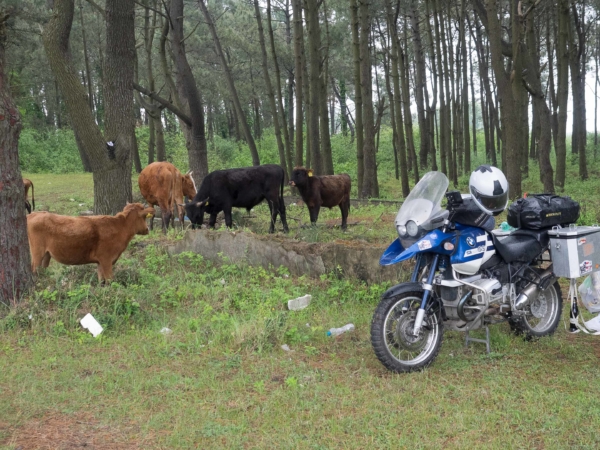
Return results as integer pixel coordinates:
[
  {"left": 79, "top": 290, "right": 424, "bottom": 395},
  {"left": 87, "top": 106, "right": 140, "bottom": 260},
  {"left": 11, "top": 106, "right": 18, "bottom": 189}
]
[
  {"left": 555, "top": 0, "right": 569, "bottom": 190},
  {"left": 304, "top": 0, "right": 323, "bottom": 174},
  {"left": 0, "top": 11, "right": 33, "bottom": 305},
  {"left": 292, "top": 0, "right": 304, "bottom": 167},
  {"left": 409, "top": 3, "right": 430, "bottom": 171},
  {"left": 171, "top": 0, "right": 208, "bottom": 182},
  {"left": 267, "top": 0, "right": 293, "bottom": 177},
  {"left": 255, "top": 0, "right": 287, "bottom": 179},
  {"left": 198, "top": 0, "right": 260, "bottom": 166},
  {"left": 350, "top": 0, "right": 364, "bottom": 194},
  {"left": 385, "top": 0, "right": 409, "bottom": 196},
  {"left": 43, "top": 0, "right": 133, "bottom": 214},
  {"left": 358, "top": 0, "right": 378, "bottom": 198}
]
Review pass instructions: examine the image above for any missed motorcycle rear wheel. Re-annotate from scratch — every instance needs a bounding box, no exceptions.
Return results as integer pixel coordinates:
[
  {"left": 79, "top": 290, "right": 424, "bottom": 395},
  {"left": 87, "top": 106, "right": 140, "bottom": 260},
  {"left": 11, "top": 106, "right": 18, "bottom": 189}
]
[
  {"left": 371, "top": 290, "right": 443, "bottom": 373},
  {"left": 509, "top": 280, "right": 563, "bottom": 338}
]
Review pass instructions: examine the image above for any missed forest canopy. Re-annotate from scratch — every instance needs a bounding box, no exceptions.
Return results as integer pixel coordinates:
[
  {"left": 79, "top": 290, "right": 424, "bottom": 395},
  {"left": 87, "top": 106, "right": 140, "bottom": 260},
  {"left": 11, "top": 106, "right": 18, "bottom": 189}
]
[{"left": 4, "top": 0, "right": 600, "bottom": 212}]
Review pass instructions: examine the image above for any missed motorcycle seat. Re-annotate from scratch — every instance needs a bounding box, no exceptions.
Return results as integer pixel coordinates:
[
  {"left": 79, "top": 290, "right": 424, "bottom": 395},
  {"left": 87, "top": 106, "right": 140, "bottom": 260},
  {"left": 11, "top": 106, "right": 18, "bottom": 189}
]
[{"left": 491, "top": 228, "right": 550, "bottom": 263}]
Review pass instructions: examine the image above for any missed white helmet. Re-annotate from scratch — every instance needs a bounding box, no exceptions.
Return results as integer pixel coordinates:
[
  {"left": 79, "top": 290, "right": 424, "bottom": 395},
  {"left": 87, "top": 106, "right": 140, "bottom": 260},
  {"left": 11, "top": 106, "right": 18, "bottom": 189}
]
[{"left": 469, "top": 165, "right": 509, "bottom": 216}]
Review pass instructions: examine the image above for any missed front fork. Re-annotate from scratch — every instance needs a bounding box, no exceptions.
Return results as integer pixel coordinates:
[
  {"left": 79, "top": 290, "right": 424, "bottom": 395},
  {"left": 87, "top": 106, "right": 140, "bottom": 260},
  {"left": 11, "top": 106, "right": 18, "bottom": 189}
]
[{"left": 413, "top": 253, "right": 441, "bottom": 336}]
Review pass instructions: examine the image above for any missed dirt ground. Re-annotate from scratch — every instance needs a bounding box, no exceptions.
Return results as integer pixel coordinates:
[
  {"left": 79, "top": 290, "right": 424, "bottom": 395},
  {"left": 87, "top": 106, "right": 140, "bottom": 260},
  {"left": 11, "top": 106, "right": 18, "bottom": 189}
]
[{"left": 1, "top": 412, "right": 154, "bottom": 450}]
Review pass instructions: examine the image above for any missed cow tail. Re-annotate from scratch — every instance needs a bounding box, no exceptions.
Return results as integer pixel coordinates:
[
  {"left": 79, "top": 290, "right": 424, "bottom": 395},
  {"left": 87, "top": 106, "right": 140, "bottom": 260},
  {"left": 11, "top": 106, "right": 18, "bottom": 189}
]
[
  {"left": 280, "top": 169, "right": 284, "bottom": 202},
  {"left": 31, "top": 181, "right": 35, "bottom": 211}
]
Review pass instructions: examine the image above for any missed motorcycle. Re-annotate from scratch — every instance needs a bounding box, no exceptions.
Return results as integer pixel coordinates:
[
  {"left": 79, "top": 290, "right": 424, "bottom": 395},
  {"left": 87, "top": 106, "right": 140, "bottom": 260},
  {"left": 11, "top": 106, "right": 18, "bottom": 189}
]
[{"left": 370, "top": 171, "right": 563, "bottom": 373}]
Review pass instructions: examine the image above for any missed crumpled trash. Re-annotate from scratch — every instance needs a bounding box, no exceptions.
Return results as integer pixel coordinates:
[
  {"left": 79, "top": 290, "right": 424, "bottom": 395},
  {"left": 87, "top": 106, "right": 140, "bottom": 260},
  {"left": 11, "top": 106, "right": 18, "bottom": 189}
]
[
  {"left": 80, "top": 313, "right": 103, "bottom": 337},
  {"left": 160, "top": 327, "right": 173, "bottom": 335},
  {"left": 281, "top": 344, "right": 291, "bottom": 352},
  {"left": 287, "top": 294, "right": 312, "bottom": 311}
]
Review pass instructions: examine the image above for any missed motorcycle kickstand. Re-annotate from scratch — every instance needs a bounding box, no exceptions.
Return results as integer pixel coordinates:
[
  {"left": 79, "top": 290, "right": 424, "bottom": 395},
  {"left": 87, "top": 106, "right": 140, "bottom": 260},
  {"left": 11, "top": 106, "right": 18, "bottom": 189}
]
[{"left": 465, "top": 326, "right": 491, "bottom": 354}]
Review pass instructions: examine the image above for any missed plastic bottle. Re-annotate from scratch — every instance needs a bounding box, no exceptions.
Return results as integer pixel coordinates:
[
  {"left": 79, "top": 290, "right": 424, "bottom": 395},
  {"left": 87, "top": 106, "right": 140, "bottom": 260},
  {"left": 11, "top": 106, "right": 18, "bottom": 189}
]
[
  {"left": 326, "top": 323, "right": 355, "bottom": 337},
  {"left": 500, "top": 221, "right": 514, "bottom": 232}
]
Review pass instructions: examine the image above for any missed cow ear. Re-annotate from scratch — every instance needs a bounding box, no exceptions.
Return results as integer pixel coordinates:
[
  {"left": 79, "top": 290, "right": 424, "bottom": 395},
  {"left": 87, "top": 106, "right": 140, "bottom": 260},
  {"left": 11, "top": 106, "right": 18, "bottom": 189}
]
[{"left": 307, "top": 169, "right": 314, "bottom": 177}]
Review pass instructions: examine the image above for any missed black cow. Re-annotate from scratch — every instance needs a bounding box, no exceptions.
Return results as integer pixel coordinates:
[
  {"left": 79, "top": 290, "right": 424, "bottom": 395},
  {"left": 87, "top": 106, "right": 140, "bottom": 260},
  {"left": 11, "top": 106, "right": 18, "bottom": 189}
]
[{"left": 182, "top": 164, "right": 289, "bottom": 233}]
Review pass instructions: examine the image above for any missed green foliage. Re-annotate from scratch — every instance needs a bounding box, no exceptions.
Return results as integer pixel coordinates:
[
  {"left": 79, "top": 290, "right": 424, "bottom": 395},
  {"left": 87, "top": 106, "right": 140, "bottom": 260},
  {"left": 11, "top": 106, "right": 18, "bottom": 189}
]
[{"left": 19, "top": 128, "right": 84, "bottom": 173}]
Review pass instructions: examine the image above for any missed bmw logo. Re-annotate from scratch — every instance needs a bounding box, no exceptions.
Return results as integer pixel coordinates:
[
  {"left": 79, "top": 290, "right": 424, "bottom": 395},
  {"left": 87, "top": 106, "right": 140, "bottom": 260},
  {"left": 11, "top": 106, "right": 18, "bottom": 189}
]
[{"left": 466, "top": 237, "right": 475, "bottom": 247}]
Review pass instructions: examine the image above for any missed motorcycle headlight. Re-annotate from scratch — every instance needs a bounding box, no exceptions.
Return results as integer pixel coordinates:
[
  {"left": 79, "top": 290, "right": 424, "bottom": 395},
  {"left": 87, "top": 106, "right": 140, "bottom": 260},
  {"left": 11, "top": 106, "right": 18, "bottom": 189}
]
[
  {"left": 397, "top": 224, "right": 407, "bottom": 236},
  {"left": 406, "top": 220, "right": 419, "bottom": 237}
]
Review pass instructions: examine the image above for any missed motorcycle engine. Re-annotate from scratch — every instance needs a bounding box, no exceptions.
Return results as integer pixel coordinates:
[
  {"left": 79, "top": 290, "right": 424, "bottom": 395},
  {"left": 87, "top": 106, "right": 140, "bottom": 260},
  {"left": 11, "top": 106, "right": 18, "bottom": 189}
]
[{"left": 439, "top": 278, "right": 505, "bottom": 322}]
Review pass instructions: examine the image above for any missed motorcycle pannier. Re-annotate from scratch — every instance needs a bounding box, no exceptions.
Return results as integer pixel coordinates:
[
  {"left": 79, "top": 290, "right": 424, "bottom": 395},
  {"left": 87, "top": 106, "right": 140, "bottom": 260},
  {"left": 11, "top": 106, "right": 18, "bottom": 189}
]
[{"left": 507, "top": 194, "right": 580, "bottom": 230}]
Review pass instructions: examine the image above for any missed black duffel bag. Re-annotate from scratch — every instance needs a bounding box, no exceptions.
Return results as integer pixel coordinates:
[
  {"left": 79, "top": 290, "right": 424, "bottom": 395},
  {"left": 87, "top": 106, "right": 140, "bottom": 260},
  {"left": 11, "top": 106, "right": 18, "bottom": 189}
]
[{"left": 507, "top": 194, "right": 580, "bottom": 229}]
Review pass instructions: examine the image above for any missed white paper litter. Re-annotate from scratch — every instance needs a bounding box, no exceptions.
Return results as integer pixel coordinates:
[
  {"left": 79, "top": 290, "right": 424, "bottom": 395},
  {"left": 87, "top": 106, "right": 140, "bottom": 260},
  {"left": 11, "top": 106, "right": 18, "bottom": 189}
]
[{"left": 80, "top": 313, "right": 103, "bottom": 337}]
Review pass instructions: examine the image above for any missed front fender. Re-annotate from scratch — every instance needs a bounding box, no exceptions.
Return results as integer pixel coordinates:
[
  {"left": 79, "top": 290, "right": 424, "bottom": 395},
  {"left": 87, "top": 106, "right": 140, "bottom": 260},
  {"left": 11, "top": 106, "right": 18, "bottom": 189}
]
[{"left": 380, "top": 282, "right": 424, "bottom": 300}]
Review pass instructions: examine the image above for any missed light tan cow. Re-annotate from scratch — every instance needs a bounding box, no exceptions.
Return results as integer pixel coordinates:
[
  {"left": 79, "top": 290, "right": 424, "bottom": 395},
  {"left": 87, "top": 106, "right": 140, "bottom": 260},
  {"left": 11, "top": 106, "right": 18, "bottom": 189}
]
[
  {"left": 138, "top": 162, "right": 197, "bottom": 233},
  {"left": 27, "top": 203, "right": 154, "bottom": 282}
]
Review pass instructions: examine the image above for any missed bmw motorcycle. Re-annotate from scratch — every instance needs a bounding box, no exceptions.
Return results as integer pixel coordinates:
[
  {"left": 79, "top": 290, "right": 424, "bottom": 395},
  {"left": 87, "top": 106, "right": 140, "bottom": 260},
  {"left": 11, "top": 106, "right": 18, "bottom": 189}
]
[{"left": 370, "top": 171, "right": 563, "bottom": 373}]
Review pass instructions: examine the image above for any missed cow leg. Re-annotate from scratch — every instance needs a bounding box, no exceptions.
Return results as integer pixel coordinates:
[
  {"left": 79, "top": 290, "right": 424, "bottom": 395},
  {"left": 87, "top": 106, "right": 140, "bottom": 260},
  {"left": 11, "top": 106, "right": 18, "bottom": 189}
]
[
  {"left": 162, "top": 210, "right": 171, "bottom": 234},
  {"left": 340, "top": 201, "right": 349, "bottom": 231},
  {"left": 309, "top": 206, "right": 320, "bottom": 226},
  {"left": 208, "top": 213, "right": 218, "bottom": 229},
  {"left": 268, "top": 200, "right": 277, "bottom": 234},
  {"left": 177, "top": 205, "right": 185, "bottom": 231},
  {"left": 279, "top": 198, "right": 289, "bottom": 233},
  {"left": 97, "top": 260, "right": 113, "bottom": 284},
  {"left": 223, "top": 206, "right": 233, "bottom": 229},
  {"left": 41, "top": 252, "right": 52, "bottom": 268},
  {"left": 31, "top": 248, "right": 49, "bottom": 273}
]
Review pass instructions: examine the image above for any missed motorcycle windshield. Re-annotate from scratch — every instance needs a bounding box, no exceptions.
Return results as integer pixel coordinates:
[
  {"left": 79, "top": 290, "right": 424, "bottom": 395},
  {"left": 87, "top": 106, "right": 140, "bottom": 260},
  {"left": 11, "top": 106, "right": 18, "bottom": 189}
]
[{"left": 395, "top": 171, "right": 449, "bottom": 248}]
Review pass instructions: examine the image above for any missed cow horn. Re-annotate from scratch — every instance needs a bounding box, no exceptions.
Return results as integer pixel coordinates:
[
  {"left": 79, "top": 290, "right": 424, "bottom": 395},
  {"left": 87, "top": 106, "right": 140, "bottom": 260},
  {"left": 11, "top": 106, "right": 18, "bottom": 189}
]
[{"left": 177, "top": 203, "right": 185, "bottom": 207}]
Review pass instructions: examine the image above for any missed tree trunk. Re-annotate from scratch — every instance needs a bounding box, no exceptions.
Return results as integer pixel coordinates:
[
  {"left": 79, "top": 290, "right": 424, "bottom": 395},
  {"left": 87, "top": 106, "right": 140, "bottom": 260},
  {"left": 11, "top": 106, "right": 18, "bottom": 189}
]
[
  {"left": 79, "top": 0, "right": 94, "bottom": 115},
  {"left": 292, "top": 0, "right": 304, "bottom": 167},
  {"left": 460, "top": 0, "right": 470, "bottom": 174},
  {"left": 171, "top": 0, "right": 208, "bottom": 183},
  {"left": 198, "top": 0, "right": 260, "bottom": 166},
  {"left": 385, "top": 0, "right": 409, "bottom": 196},
  {"left": 555, "top": 0, "right": 569, "bottom": 190},
  {"left": 400, "top": 20, "right": 418, "bottom": 182},
  {"left": 0, "top": 11, "right": 33, "bottom": 305},
  {"left": 320, "top": 0, "right": 334, "bottom": 175},
  {"left": 43, "top": 0, "right": 133, "bottom": 214},
  {"left": 350, "top": 0, "right": 364, "bottom": 194},
  {"left": 409, "top": 3, "right": 430, "bottom": 171},
  {"left": 254, "top": 0, "right": 287, "bottom": 179},
  {"left": 267, "top": 0, "right": 293, "bottom": 177},
  {"left": 304, "top": 0, "right": 323, "bottom": 174},
  {"left": 101, "top": 0, "right": 136, "bottom": 209},
  {"left": 358, "top": 0, "right": 378, "bottom": 198}
]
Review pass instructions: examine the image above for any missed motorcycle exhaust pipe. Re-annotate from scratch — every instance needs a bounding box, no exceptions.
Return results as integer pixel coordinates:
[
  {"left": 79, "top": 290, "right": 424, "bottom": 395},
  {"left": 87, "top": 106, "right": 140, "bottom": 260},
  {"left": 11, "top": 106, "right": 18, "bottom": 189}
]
[{"left": 514, "top": 268, "right": 555, "bottom": 310}]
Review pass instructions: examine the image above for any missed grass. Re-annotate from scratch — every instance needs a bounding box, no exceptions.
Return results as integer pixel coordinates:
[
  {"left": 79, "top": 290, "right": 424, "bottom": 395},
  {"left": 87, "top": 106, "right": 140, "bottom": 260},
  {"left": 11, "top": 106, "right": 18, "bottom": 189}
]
[
  {"left": 3, "top": 241, "right": 600, "bottom": 449},
  {"left": 7, "top": 152, "right": 600, "bottom": 448}
]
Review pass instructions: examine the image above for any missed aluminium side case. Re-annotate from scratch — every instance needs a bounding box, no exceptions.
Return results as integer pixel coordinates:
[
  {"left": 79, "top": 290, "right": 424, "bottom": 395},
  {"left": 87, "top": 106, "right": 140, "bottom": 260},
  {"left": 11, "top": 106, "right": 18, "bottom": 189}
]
[{"left": 548, "top": 225, "right": 600, "bottom": 278}]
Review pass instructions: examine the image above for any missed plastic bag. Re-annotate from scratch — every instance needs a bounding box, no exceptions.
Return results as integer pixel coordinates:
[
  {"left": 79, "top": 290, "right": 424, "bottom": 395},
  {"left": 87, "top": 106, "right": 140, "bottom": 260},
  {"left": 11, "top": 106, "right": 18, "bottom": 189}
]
[{"left": 578, "top": 272, "right": 600, "bottom": 313}]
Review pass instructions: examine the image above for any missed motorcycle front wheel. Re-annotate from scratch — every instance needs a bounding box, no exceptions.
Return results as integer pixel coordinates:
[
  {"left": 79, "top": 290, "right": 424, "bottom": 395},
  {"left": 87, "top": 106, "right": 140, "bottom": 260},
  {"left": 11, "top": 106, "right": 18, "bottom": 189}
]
[{"left": 371, "top": 289, "right": 443, "bottom": 373}]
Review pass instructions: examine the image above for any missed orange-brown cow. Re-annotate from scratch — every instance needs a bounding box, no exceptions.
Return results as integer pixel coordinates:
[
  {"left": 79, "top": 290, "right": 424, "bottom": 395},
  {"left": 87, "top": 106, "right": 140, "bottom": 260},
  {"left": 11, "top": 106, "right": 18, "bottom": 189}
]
[
  {"left": 27, "top": 203, "right": 154, "bottom": 282},
  {"left": 23, "top": 178, "right": 35, "bottom": 214},
  {"left": 138, "top": 162, "right": 197, "bottom": 233}
]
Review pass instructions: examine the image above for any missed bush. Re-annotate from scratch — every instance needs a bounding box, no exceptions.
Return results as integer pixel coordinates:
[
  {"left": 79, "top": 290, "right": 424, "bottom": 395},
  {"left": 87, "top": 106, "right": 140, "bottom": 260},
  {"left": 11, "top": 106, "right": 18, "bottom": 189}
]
[{"left": 19, "top": 128, "right": 83, "bottom": 173}]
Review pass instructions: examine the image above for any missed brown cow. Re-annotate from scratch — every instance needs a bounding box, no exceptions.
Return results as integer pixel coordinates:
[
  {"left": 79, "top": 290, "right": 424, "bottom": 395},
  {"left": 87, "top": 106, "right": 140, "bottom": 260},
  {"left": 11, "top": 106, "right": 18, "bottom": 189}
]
[
  {"left": 23, "top": 178, "right": 35, "bottom": 214},
  {"left": 27, "top": 203, "right": 154, "bottom": 282},
  {"left": 138, "top": 162, "right": 197, "bottom": 233},
  {"left": 289, "top": 167, "right": 351, "bottom": 230}
]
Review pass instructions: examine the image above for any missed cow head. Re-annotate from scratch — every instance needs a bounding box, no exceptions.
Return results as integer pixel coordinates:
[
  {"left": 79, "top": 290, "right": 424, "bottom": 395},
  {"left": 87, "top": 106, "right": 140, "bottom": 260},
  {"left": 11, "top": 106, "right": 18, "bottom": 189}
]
[
  {"left": 182, "top": 171, "right": 197, "bottom": 200},
  {"left": 289, "top": 167, "right": 313, "bottom": 188},
  {"left": 180, "top": 198, "right": 209, "bottom": 228},
  {"left": 122, "top": 203, "right": 156, "bottom": 235}
]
